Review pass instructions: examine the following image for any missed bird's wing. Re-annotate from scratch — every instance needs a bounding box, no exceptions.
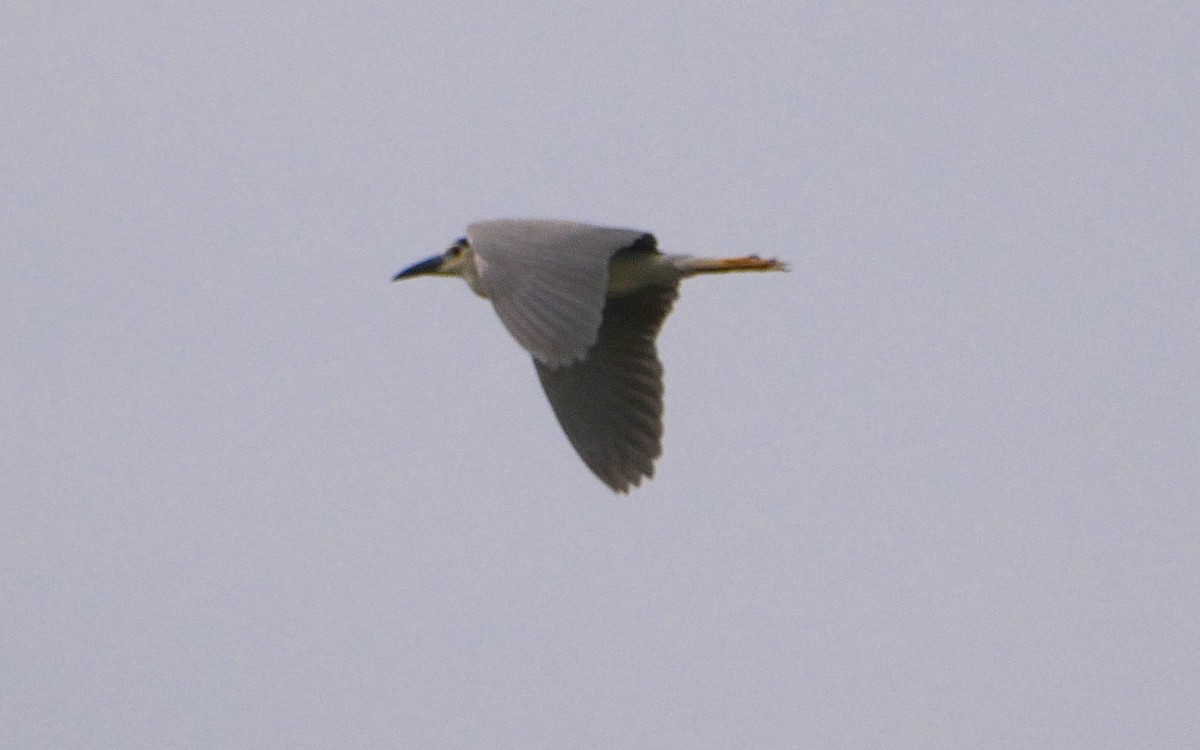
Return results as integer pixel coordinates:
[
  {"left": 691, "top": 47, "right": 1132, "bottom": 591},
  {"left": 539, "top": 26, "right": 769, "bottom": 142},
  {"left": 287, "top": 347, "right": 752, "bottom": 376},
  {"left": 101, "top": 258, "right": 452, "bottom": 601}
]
[
  {"left": 534, "top": 284, "right": 679, "bottom": 493},
  {"left": 468, "top": 219, "right": 651, "bottom": 367}
]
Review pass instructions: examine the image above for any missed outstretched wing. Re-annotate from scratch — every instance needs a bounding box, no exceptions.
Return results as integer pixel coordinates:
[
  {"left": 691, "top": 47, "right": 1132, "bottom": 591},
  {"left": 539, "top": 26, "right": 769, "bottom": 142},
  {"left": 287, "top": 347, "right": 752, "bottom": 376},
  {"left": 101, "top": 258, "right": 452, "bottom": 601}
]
[
  {"left": 469, "top": 219, "right": 651, "bottom": 367},
  {"left": 534, "top": 284, "right": 679, "bottom": 492}
]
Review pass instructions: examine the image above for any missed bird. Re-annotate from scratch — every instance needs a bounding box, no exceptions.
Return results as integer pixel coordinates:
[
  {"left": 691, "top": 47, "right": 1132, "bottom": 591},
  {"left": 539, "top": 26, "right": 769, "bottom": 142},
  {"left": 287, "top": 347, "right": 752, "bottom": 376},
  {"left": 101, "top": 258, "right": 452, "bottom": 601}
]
[{"left": 393, "top": 219, "right": 787, "bottom": 492}]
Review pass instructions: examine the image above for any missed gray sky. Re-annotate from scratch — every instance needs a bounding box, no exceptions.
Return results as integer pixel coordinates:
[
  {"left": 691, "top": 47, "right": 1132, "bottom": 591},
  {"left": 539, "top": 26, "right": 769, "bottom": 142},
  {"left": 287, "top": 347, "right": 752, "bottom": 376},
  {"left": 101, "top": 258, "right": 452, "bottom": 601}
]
[{"left": 3, "top": 2, "right": 1198, "bottom": 747}]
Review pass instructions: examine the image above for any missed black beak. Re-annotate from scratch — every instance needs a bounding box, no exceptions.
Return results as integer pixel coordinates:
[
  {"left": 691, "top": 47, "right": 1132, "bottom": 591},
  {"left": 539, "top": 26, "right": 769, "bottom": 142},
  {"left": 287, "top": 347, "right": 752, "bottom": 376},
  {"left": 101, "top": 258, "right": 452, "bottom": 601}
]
[{"left": 392, "top": 255, "right": 444, "bottom": 281}]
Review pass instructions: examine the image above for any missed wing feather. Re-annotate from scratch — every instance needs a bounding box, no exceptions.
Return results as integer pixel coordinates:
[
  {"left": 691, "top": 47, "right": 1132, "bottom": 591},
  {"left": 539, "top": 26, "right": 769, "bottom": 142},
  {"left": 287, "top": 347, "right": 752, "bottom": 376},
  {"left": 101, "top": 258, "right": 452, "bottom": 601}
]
[
  {"left": 469, "top": 220, "right": 652, "bottom": 367},
  {"left": 534, "top": 284, "right": 679, "bottom": 492}
]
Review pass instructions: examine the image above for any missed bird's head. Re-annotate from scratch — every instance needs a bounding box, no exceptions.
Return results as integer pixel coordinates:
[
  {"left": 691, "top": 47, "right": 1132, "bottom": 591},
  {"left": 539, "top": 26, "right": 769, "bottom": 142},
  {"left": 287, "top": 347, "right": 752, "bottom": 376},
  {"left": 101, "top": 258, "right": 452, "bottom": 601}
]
[{"left": 392, "top": 237, "right": 474, "bottom": 282}]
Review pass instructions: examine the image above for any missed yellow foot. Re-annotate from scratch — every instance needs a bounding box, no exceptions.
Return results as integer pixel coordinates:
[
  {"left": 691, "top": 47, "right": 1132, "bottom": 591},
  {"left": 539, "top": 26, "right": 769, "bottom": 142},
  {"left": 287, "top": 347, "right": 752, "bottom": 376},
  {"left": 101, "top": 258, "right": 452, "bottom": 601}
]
[{"left": 699, "top": 256, "right": 789, "bottom": 273}]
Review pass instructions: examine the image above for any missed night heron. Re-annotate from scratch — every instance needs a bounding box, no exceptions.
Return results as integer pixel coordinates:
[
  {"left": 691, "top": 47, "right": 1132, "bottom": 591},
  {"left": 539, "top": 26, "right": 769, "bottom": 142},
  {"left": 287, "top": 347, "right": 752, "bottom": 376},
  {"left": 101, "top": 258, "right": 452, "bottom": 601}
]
[{"left": 393, "top": 219, "right": 787, "bottom": 492}]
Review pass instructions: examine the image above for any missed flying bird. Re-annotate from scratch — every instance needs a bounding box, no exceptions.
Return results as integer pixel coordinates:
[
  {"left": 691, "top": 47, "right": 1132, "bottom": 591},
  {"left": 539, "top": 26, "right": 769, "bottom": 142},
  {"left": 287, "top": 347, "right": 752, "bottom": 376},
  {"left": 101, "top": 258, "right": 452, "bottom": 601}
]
[{"left": 393, "top": 219, "right": 787, "bottom": 492}]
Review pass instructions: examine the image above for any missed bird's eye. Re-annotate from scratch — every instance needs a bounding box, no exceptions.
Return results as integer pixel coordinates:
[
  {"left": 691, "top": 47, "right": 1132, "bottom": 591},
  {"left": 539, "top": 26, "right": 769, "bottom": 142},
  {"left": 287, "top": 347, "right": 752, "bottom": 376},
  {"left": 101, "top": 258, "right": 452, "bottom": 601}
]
[{"left": 447, "top": 238, "right": 467, "bottom": 258}]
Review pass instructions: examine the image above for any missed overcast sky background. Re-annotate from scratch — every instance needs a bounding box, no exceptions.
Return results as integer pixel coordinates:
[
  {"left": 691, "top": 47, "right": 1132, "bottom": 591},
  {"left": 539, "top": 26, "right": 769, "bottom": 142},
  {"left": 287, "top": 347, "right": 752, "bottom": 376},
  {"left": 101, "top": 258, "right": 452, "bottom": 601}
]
[{"left": 3, "top": 2, "right": 1198, "bottom": 747}]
